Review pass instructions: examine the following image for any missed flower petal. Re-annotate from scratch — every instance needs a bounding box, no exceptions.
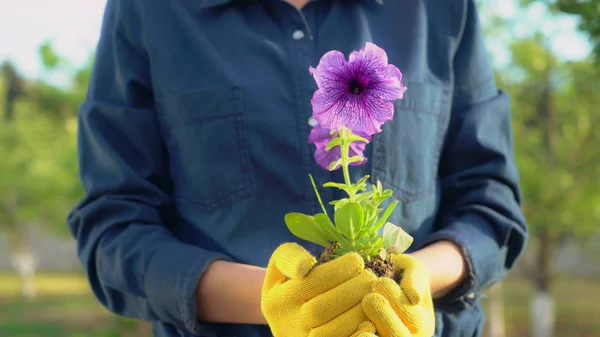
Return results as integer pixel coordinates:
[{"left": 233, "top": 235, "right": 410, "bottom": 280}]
[
  {"left": 348, "top": 42, "right": 389, "bottom": 74},
  {"left": 313, "top": 139, "right": 368, "bottom": 170},
  {"left": 386, "top": 64, "right": 404, "bottom": 87},
  {"left": 309, "top": 50, "right": 351, "bottom": 91},
  {"left": 309, "top": 42, "right": 406, "bottom": 136},
  {"left": 349, "top": 157, "right": 368, "bottom": 167},
  {"left": 314, "top": 146, "right": 342, "bottom": 170},
  {"left": 348, "top": 141, "right": 368, "bottom": 166},
  {"left": 367, "top": 64, "right": 407, "bottom": 101},
  {"left": 350, "top": 129, "right": 373, "bottom": 142},
  {"left": 308, "top": 124, "right": 333, "bottom": 148},
  {"left": 310, "top": 125, "right": 369, "bottom": 170},
  {"left": 313, "top": 92, "right": 395, "bottom": 135},
  {"left": 357, "top": 99, "right": 395, "bottom": 135},
  {"left": 311, "top": 89, "right": 347, "bottom": 131}
]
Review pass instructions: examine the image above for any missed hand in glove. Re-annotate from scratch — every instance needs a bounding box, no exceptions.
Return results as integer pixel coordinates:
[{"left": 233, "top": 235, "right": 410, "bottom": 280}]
[
  {"left": 362, "top": 254, "right": 436, "bottom": 337},
  {"left": 262, "top": 243, "right": 378, "bottom": 337}
]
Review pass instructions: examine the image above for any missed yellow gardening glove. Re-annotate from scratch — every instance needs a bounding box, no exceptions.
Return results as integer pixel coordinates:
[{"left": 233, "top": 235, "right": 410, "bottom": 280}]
[
  {"left": 350, "top": 321, "right": 378, "bottom": 337},
  {"left": 261, "top": 243, "right": 378, "bottom": 337},
  {"left": 362, "top": 254, "right": 436, "bottom": 337}
]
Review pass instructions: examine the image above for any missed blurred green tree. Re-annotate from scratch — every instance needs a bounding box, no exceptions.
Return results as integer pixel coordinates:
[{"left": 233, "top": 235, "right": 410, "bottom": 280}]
[
  {"left": 476, "top": 3, "right": 600, "bottom": 334},
  {"left": 0, "top": 41, "right": 90, "bottom": 299},
  {"left": 2, "top": 61, "right": 25, "bottom": 121},
  {"left": 524, "top": 0, "right": 600, "bottom": 65},
  {"left": 496, "top": 33, "right": 600, "bottom": 337}
]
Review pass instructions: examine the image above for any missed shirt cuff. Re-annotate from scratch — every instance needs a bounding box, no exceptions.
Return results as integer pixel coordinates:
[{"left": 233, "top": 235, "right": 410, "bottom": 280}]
[
  {"left": 417, "top": 213, "right": 504, "bottom": 312},
  {"left": 144, "top": 240, "right": 234, "bottom": 336}
]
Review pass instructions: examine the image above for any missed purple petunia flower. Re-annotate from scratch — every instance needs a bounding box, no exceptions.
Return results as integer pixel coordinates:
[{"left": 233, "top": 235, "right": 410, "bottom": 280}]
[
  {"left": 309, "top": 42, "right": 407, "bottom": 136},
  {"left": 308, "top": 124, "right": 371, "bottom": 170}
]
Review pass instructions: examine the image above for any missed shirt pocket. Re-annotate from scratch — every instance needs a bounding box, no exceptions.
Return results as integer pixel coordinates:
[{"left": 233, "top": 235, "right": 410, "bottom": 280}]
[
  {"left": 370, "top": 82, "right": 450, "bottom": 204},
  {"left": 159, "top": 86, "right": 252, "bottom": 210}
]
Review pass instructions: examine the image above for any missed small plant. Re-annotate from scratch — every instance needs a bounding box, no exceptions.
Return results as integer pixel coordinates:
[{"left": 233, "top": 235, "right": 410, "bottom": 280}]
[{"left": 284, "top": 42, "right": 413, "bottom": 279}]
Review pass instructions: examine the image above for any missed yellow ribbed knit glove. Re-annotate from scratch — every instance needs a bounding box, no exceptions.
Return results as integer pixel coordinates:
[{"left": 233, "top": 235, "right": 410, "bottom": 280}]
[
  {"left": 350, "top": 322, "right": 378, "bottom": 337},
  {"left": 362, "top": 254, "right": 436, "bottom": 337},
  {"left": 261, "top": 243, "right": 378, "bottom": 337}
]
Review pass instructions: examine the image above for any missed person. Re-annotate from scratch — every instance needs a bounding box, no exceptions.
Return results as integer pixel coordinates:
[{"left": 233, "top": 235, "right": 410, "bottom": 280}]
[{"left": 67, "top": 0, "right": 529, "bottom": 336}]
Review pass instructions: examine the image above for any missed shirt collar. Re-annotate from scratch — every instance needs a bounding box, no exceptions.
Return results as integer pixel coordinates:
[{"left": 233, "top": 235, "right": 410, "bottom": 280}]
[{"left": 198, "top": 0, "right": 382, "bottom": 9}]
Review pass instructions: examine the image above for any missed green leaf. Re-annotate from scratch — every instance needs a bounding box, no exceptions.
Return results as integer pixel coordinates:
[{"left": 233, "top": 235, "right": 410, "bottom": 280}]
[
  {"left": 330, "top": 198, "right": 349, "bottom": 206},
  {"left": 383, "top": 222, "right": 414, "bottom": 254},
  {"left": 328, "top": 159, "right": 342, "bottom": 171},
  {"left": 373, "top": 236, "right": 385, "bottom": 251},
  {"left": 284, "top": 213, "right": 331, "bottom": 248},
  {"left": 348, "top": 155, "right": 366, "bottom": 164},
  {"left": 354, "top": 175, "right": 370, "bottom": 192},
  {"left": 348, "top": 134, "right": 370, "bottom": 143},
  {"left": 323, "top": 182, "right": 348, "bottom": 190},
  {"left": 381, "top": 189, "right": 393, "bottom": 199},
  {"left": 334, "top": 202, "right": 365, "bottom": 241},
  {"left": 364, "top": 237, "right": 385, "bottom": 260},
  {"left": 356, "top": 175, "right": 370, "bottom": 186},
  {"left": 326, "top": 137, "right": 342, "bottom": 150},
  {"left": 332, "top": 198, "right": 350, "bottom": 211},
  {"left": 336, "top": 246, "right": 354, "bottom": 257},
  {"left": 355, "top": 191, "right": 374, "bottom": 203},
  {"left": 314, "top": 213, "right": 350, "bottom": 246},
  {"left": 356, "top": 237, "right": 373, "bottom": 248},
  {"left": 371, "top": 200, "right": 399, "bottom": 232},
  {"left": 39, "top": 41, "right": 61, "bottom": 70},
  {"left": 362, "top": 204, "right": 379, "bottom": 230},
  {"left": 371, "top": 186, "right": 394, "bottom": 207}
]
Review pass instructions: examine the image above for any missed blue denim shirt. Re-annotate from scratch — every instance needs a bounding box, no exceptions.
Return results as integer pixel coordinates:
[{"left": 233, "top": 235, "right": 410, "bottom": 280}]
[{"left": 67, "top": 0, "right": 528, "bottom": 336}]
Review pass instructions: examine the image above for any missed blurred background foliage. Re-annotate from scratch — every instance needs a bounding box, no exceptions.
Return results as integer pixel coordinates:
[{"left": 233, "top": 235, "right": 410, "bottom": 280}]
[
  {"left": 521, "top": 0, "right": 600, "bottom": 66},
  {"left": 0, "top": 1, "right": 599, "bottom": 337}
]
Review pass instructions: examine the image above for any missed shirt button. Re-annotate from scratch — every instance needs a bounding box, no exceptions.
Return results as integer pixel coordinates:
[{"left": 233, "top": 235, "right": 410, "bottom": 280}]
[
  {"left": 292, "top": 30, "right": 305, "bottom": 40},
  {"left": 308, "top": 116, "right": 318, "bottom": 127}
]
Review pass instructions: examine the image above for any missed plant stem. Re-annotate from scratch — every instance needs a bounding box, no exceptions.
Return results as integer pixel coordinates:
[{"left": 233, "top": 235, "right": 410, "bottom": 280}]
[
  {"left": 339, "top": 127, "right": 355, "bottom": 201},
  {"left": 309, "top": 174, "right": 328, "bottom": 217}
]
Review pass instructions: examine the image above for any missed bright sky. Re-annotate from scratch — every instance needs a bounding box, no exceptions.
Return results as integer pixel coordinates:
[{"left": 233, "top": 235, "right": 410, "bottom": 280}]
[
  {"left": 0, "top": 0, "right": 107, "bottom": 79},
  {"left": 487, "top": 1, "right": 592, "bottom": 66},
  {"left": 0, "top": 0, "right": 592, "bottom": 81}
]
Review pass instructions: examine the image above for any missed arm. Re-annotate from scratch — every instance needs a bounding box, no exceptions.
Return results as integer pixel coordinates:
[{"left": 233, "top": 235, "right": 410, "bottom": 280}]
[
  {"left": 67, "top": 0, "right": 266, "bottom": 332},
  {"left": 412, "top": 0, "right": 528, "bottom": 310},
  {"left": 410, "top": 241, "right": 468, "bottom": 300},
  {"left": 196, "top": 261, "right": 267, "bottom": 324}
]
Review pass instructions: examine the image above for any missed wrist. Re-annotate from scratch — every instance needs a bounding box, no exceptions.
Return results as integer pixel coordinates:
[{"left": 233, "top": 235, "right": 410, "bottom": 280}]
[
  {"left": 409, "top": 240, "right": 468, "bottom": 299},
  {"left": 196, "top": 260, "right": 268, "bottom": 324}
]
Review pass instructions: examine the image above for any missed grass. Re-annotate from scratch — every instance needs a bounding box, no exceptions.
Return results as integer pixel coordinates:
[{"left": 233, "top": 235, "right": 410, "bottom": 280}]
[
  {"left": 0, "top": 273, "right": 90, "bottom": 297},
  {"left": 0, "top": 272, "right": 147, "bottom": 337},
  {"left": 0, "top": 293, "right": 119, "bottom": 337},
  {"left": 0, "top": 272, "right": 598, "bottom": 337},
  {"left": 481, "top": 276, "right": 600, "bottom": 337}
]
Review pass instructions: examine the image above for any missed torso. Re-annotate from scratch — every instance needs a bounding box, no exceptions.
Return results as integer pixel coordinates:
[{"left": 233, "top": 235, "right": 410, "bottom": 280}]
[{"left": 132, "top": 0, "right": 484, "bottom": 335}]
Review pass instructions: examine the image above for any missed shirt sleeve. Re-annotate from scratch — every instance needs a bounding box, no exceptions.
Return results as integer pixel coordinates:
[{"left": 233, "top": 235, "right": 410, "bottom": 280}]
[
  {"left": 418, "top": 0, "right": 528, "bottom": 312},
  {"left": 66, "top": 1, "right": 232, "bottom": 335}
]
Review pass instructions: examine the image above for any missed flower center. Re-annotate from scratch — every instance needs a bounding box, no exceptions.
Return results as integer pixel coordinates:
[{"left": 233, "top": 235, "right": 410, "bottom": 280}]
[{"left": 349, "top": 80, "right": 365, "bottom": 95}]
